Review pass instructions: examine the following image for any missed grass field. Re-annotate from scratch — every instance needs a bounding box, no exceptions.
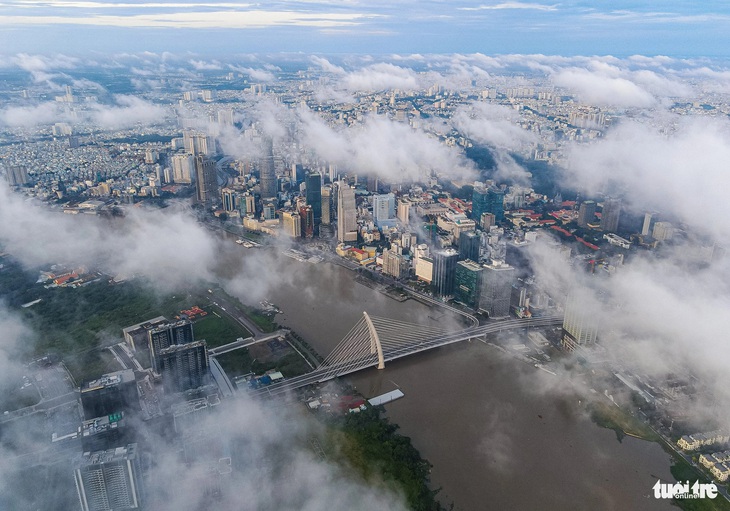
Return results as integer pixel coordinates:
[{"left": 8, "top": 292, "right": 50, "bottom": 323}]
[
  {"left": 193, "top": 311, "right": 252, "bottom": 348},
  {"left": 589, "top": 401, "right": 660, "bottom": 442}
]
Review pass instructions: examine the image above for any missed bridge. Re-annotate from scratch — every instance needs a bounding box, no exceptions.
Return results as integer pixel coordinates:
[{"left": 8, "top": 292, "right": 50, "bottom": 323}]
[{"left": 248, "top": 313, "right": 563, "bottom": 398}]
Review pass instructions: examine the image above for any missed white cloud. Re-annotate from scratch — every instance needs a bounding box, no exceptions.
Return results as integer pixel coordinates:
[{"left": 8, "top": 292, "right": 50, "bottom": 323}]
[
  {"left": 86, "top": 95, "right": 170, "bottom": 129},
  {"left": 552, "top": 68, "right": 656, "bottom": 108},
  {"left": 0, "top": 10, "right": 376, "bottom": 29},
  {"left": 341, "top": 63, "right": 420, "bottom": 91},
  {"left": 460, "top": 2, "right": 558, "bottom": 11}
]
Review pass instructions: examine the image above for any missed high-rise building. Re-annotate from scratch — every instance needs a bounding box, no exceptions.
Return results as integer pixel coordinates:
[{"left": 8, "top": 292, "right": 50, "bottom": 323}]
[
  {"left": 221, "top": 188, "right": 238, "bottom": 212},
  {"left": 454, "top": 260, "right": 483, "bottom": 309},
  {"left": 372, "top": 193, "right": 396, "bottom": 227},
  {"left": 471, "top": 186, "right": 489, "bottom": 226},
  {"left": 321, "top": 186, "right": 332, "bottom": 225},
  {"left": 397, "top": 199, "right": 411, "bottom": 224},
  {"left": 487, "top": 187, "right": 505, "bottom": 223},
  {"left": 337, "top": 182, "right": 357, "bottom": 243},
  {"left": 600, "top": 198, "right": 621, "bottom": 233},
  {"left": 305, "top": 172, "right": 322, "bottom": 228},
  {"left": 158, "top": 341, "right": 209, "bottom": 394},
  {"left": 217, "top": 109, "right": 234, "bottom": 126},
  {"left": 4, "top": 165, "right": 28, "bottom": 186},
  {"left": 458, "top": 231, "right": 480, "bottom": 262},
  {"left": 195, "top": 156, "right": 218, "bottom": 208},
  {"left": 148, "top": 320, "right": 195, "bottom": 373},
  {"left": 562, "top": 293, "right": 599, "bottom": 351},
  {"left": 472, "top": 186, "right": 504, "bottom": 226},
  {"left": 291, "top": 163, "right": 304, "bottom": 187},
  {"left": 653, "top": 221, "right": 674, "bottom": 241},
  {"left": 366, "top": 175, "right": 379, "bottom": 192},
  {"left": 171, "top": 153, "right": 194, "bottom": 184},
  {"left": 299, "top": 205, "right": 314, "bottom": 238},
  {"left": 80, "top": 369, "right": 139, "bottom": 420},
  {"left": 478, "top": 261, "right": 515, "bottom": 318},
  {"left": 432, "top": 249, "right": 459, "bottom": 297},
  {"left": 641, "top": 212, "right": 654, "bottom": 236},
  {"left": 382, "top": 248, "right": 406, "bottom": 279},
  {"left": 74, "top": 443, "right": 142, "bottom": 511},
  {"left": 81, "top": 412, "right": 130, "bottom": 453},
  {"left": 577, "top": 200, "right": 596, "bottom": 228},
  {"left": 183, "top": 130, "right": 215, "bottom": 156},
  {"left": 480, "top": 212, "right": 495, "bottom": 230},
  {"left": 259, "top": 139, "right": 277, "bottom": 199},
  {"left": 281, "top": 210, "right": 302, "bottom": 237},
  {"left": 243, "top": 194, "right": 256, "bottom": 216}
]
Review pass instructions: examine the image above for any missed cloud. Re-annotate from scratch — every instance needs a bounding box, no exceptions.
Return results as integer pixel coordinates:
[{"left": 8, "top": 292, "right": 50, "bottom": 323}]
[
  {"left": 297, "top": 107, "right": 476, "bottom": 183},
  {"left": 87, "top": 95, "right": 170, "bottom": 128},
  {"left": 460, "top": 2, "right": 558, "bottom": 11},
  {"left": 310, "top": 56, "right": 346, "bottom": 75},
  {"left": 552, "top": 68, "right": 657, "bottom": 108},
  {"left": 0, "top": 103, "right": 66, "bottom": 128},
  {"left": 0, "top": 186, "right": 218, "bottom": 291},
  {"left": 236, "top": 67, "right": 277, "bottom": 82},
  {"left": 341, "top": 63, "right": 420, "bottom": 91},
  {"left": 189, "top": 59, "right": 223, "bottom": 71},
  {"left": 0, "top": 10, "right": 376, "bottom": 29},
  {"left": 452, "top": 102, "right": 537, "bottom": 152},
  {"left": 565, "top": 115, "right": 730, "bottom": 240},
  {"left": 12, "top": 53, "right": 80, "bottom": 72}
]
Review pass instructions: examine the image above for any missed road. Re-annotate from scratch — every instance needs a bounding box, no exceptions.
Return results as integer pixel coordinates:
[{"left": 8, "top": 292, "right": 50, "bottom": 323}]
[
  {"left": 206, "top": 288, "right": 265, "bottom": 338},
  {"left": 208, "top": 329, "right": 290, "bottom": 356}
]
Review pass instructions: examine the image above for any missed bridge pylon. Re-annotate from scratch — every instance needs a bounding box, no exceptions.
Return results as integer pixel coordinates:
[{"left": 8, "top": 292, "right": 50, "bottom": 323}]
[{"left": 363, "top": 311, "right": 385, "bottom": 369}]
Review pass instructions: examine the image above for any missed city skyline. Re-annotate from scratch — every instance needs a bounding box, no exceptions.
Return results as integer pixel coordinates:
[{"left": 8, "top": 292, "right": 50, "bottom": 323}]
[{"left": 1, "top": 4, "right": 730, "bottom": 509}]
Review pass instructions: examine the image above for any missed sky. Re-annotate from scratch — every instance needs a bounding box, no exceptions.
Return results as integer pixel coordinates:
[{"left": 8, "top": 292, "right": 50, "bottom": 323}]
[{"left": 0, "top": 1, "right": 729, "bottom": 56}]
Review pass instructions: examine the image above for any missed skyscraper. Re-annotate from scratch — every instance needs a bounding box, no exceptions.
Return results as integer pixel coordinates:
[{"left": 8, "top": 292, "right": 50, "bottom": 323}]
[
  {"left": 454, "top": 260, "right": 483, "bottom": 309},
  {"left": 372, "top": 193, "right": 396, "bottom": 227},
  {"left": 337, "top": 182, "right": 357, "bottom": 243},
  {"left": 158, "top": 340, "right": 209, "bottom": 394},
  {"left": 432, "top": 248, "right": 459, "bottom": 297},
  {"left": 641, "top": 211, "right": 654, "bottom": 236},
  {"left": 148, "top": 320, "right": 195, "bottom": 373},
  {"left": 478, "top": 261, "right": 516, "bottom": 318},
  {"left": 183, "top": 130, "right": 215, "bottom": 156},
  {"left": 472, "top": 186, "right": 504, "bottom": 226},
  {"left": 305, "top": 172, "right": 322, "bottom": 228},
  {"left": 487, "top": 187, "right": 505, "bottom": 223},
  {"left": 282, "top": 210, "right": 302, "bottom": 237},
  {"left": 397, "top": 199, "right": 411, "bottom": 224},
  {"left": 4, "top": 165, "right": 28, "bottom": 186},
  {"left": 291, "top": 163, "right": 304, "bottom": 187},
  {"left": 259, "top": 138, "right": 277, "bottom": 199},
  {"left": 577, "top": 200, "right": 596, "bottom": 228},
  {"left": 471, "top": 186, "right": 489, "bottom": 226},
  {"left": 299, "top": 204, "right": 314, "bottom": 238},
  {"left": 458, "top": 231, "right": 480, "bottom": 262},
  {"left": 80, "top": 369, "right": 139, "bottom": 420},
  {"left": 195, "top": 156, "right": 218, "bottom": 208},
  {"left": 382, "top": 247, "right": 406, "bottom": 279},
  {"left": 600, "top": 198, "right": 621, "bottom": 233},
  {"left": 171, "top": 153, "right": 194, "bottom": 184},
  {"left": 653, "top": 221, "right": 674, "bottom": 241},
  {"left": 562, "top": 292, "right": 599, "bottom": 351},
  {"left": 220, "top": 188, "right": 237, "bottom": 212},
  {"left": 74, "top": 443, "right": 142, "bottom": 511},
  {"left": 321, "top": 186, "right": 332, "bottom": 225}
]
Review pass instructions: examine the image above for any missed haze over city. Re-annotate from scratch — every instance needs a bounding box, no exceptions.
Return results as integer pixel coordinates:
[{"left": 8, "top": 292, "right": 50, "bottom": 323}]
[{"left": 1, "top": 2, "right": 730, "bottom": 511}]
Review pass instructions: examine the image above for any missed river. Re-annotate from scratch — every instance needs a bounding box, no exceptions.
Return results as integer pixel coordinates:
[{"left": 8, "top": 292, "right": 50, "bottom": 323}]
[{"left": 226, "top": 246, "right": 676, "bottom": 510}]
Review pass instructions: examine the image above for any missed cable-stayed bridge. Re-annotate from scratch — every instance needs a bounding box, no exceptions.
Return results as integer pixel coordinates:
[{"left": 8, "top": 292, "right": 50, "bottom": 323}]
[{"left": 249, "top": 312, "right": 563, "bottom": 398}]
